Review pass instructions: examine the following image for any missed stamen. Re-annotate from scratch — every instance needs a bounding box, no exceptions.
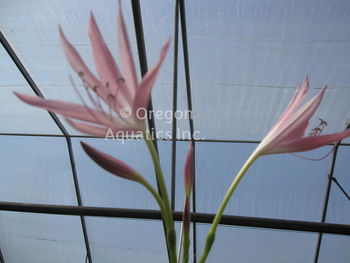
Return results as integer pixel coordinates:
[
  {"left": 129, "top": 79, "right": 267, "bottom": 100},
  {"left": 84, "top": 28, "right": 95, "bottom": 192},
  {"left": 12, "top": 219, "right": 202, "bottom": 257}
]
[
  {"left": 83, "top": 81, "right": 117, "bottom": 123},
  {"left": 82, "top": 81, "right": 102, "bottom": 111},
  {"left": 107, "top": 94, "right": 116, "bottom": 100},
  {"left": 288, "top": 145, "right": 335, "bottom": 161},
  {"left": 85, "top": 87, "right": 103, "bottom": 112},
  {"left": 310, "top": 127, "right": 321, "bottom": 136},
  {"left": 79, "top": 78, "right": 128, "bottom": 126},
  {"left": 309, "top": 118, "right": 328, "bottom": 136},
  {"left": 103, "top": 81, "right": 118, "bottom": 116},
  {"left": 106, "top": 94, "right": 118, "bottom": 121},
  {"left": 78, "top": 71, "right": 84, "bottom": 77},
  {"left": 116, "top": 77, "right": 125, "bottom": 83},
  {"left": 69, "top": 75, "right": 106, "bottom": 126},
  {"left": 319, "top": 118, "right": 327, "bottom": 126}
]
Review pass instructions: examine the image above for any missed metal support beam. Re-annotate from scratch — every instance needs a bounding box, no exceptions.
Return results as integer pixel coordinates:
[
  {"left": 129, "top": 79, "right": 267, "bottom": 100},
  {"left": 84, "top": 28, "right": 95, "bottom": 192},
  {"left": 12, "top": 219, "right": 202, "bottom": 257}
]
[
  {"left": 171, "top": 0, "right": 180, "bottom": 212},
  {"left": 178, "top": 0, "right": 197, "bottom": 261},
  {"left": 0, "top": 201, "right": 350, "bottom": 236},
  {"left": 130, "top": 1, "right": 171, "bottom": 262}
]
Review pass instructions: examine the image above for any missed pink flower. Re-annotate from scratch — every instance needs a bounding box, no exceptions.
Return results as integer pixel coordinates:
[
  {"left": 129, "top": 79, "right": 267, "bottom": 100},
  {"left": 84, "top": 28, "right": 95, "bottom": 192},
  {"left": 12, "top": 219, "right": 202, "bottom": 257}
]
[
  {"left": 255, "top": 76, "right": 350, "bottom": 156},
  {"left": 184, "top": 142, "right": 194, "bottom": 196},
  {"left": 15, "top": 2, "right": 170, "bottom": 136},
  {"left": 81, "top": 142, "right": 143, "bottom": 182}
]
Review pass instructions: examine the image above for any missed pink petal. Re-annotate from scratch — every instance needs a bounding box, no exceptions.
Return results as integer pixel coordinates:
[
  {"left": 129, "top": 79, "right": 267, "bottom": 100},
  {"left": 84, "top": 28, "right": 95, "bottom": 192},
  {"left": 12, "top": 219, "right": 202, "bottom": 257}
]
[
  {"left": 279, "top": 76, "right": 309, "bottom": 125},
  {"left": 81, "top": 142, "right": 142, "bottom": 182},
  {"left": 132, "top": 39, "right": 171, "bottom": 120},
  {"left": 15, "top": 92, "right": 112, "bottom": 125},
  {"left": 273, "top": 84, "right": 301, "bottom": 128},
  {"left": 261, "top": 85, "right": 327, "bottom": 153},
  {"left": 268, "top": 129, "right": 350, "bottom": 154},
  {"left": 66, "top": 118, "right": 140, "bottom": 137},
  {"left": 88, "top": 13, "right": 132, "bottom": 106},
  {"left": 268, "top": 77, "right": 309, "bottom": 138},
  {"left": 283, "top": 120, "right": 309, "bottom": 142},
  {"left": 117, "top": 2, "right": 138, "bottom": 96},
  {"left": 184, "top": 142, "right": 194, "bottom": 196},
  {"left": 59, "top": 27, "right": 108, "bottom": 99}
]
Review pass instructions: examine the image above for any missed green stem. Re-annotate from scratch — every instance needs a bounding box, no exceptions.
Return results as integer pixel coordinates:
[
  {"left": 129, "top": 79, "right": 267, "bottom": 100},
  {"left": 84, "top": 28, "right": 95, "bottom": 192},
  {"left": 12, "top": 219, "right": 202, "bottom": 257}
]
[
  {"left": 198, "top": 151, "right": 260, "bottom": 263},
  {"left": 143, "top": 131, "right": 177, "bottom": 263},
  {"left": 139, "top": 177, "right": 168, "bottom": 222},
  {"left": 182, "top": 196, "right": 191, "bottom": 263},
  {"left": 182, "top": 231, "right": 190, "bottom": 263}
]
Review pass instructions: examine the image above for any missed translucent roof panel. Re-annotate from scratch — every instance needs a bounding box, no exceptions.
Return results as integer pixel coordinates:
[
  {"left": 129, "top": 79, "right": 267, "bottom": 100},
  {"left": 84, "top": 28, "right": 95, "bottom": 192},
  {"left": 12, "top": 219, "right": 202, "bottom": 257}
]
[
  {"left": 0, "top": 135, "right": 78, "bottom": 205},
  {"left": 317, "top": 234, "right": 350, "bottom": 263},
  {"left": 197, "top": 224, "right": 318, "bottom": 262},
  {"left": 0, "top": 212, "right": 86, "bottom": 263},
  {"left": 85, "top": 217, "right": 168, "bottom": 262},
  {"left": 1, "top": 0, "right": 350, "bottom": 262},
  {"left": 195, "top": 141, "right": 332, "bottom": 221},
  {"left": 0, "top": 45, "right": 61, "bottom": 135},
  {"left": 140, "top": 1, "right": 191, "bottom": 140},
  {"left": 185, "top": 0, "right": 350, "bottom": 141}
]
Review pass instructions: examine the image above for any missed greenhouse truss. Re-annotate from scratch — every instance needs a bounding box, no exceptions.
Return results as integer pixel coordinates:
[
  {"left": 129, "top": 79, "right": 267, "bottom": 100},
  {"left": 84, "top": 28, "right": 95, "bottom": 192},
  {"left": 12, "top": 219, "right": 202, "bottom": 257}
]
[{"left": 0, "top": 0, "right": 349, "bottom": 262}]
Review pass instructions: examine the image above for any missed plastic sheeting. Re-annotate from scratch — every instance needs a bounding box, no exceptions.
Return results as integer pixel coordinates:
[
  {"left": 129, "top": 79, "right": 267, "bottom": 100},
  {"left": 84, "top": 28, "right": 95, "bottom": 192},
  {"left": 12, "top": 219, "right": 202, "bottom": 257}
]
[{"left": 0, "top": 0, "right": 349, "bottom": 262}]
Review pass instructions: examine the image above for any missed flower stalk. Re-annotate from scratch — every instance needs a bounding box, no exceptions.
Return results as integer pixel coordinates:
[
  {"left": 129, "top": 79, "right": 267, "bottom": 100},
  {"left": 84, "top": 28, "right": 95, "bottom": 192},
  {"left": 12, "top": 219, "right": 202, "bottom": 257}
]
[
  {"left": 181, "top": 142, "right": 194, "bottom": 263},
  {"left": 198, "top": 152, "right": 259, "bottom": 263},
  {"left": 143, "top": 131, "right": 177, "bottom": 263},
  {"left": 198, "top": 76, "right": 350, "bottom": 262},
  {"left": 182, "top": 196, "right": 191, "bottom": 263}
]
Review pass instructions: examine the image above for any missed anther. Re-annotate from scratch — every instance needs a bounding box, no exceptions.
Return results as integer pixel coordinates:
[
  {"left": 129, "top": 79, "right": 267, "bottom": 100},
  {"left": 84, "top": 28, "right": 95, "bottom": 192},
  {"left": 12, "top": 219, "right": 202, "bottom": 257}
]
[
  {"left": 319, "top": 118, "right": 328, "bottom": 126},
  {"left": 107, "top": 94, "right": 115, "bottom": 100},
  {"left": 309, "top": 119, "right": 328, "bottom": 136},
  {"left": 116, "top": 77, "right": 125, "bottom": 83}
]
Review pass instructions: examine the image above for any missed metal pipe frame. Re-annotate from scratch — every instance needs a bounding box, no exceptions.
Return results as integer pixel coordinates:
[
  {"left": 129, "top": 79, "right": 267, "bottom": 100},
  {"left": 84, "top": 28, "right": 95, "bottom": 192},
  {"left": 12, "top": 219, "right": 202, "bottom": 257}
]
[
  {"left": 2, "top": 1, "right": 350, "bottom": 262},
  {"left": 0, "top": 201, "right": 349, "bottom": 236},
  {"left": 130, "top": 1, "right": 171, "bottom": 262},
  {"left": 0, "top": 31, "right": 93, "bottom": 263},
  {"left": 171, "top": 0, "right": 180, "bottom": 212},
  {"left": 313, "top": 123, "right": 350, "bottom": 263},
  {"left": 178, "top": 0, "right": 198, "bottom": 261}
]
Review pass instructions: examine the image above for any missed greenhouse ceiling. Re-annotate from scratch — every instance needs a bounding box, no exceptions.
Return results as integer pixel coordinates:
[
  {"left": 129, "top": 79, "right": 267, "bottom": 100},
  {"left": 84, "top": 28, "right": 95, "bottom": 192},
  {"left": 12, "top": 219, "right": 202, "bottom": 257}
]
[{"left": 0, "top": 0, "right": 349, "bottom": 262}]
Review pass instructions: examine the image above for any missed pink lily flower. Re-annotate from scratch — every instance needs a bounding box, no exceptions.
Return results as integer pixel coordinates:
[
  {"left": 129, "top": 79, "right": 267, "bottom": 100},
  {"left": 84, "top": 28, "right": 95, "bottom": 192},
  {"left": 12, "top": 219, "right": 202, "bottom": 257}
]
[
  {"left": 81, "top": 142, "right": 143, "bottom": 182},
  {"left": 197, "top": 76, "right": 350, "bottom": 263},
  {"left": 254, "top": 76, "right": 350, "bottom": 156},
  {"left": 184, "top": 142, "right": 194, "bottom": 197},
  {"left": 15, "top": 2, "right": 170, "bottom": 137}
]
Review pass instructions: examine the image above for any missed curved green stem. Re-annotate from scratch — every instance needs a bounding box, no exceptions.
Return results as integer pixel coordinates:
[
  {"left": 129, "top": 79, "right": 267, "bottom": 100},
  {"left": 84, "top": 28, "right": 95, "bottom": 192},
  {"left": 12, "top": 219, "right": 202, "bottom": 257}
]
[
  {"left": 139, "top": 177, "right": 168, "bottom": 222},
  {"left": 198, "top": 152, "right": 260, "bottom": 263},
  {"left": 143, "top": 131, "right": 177, "bottom": 263}
]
